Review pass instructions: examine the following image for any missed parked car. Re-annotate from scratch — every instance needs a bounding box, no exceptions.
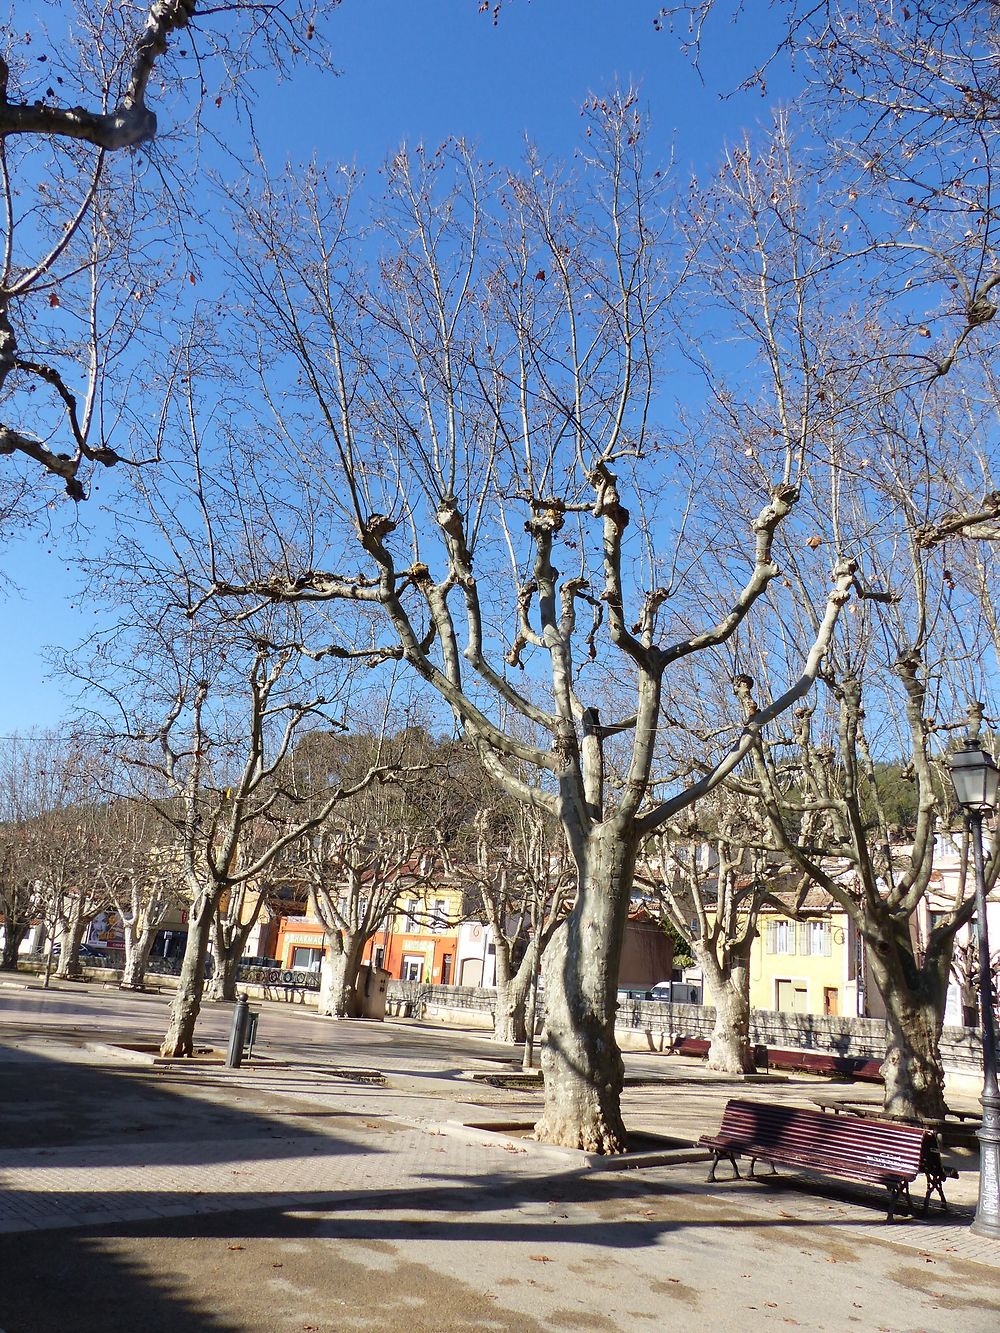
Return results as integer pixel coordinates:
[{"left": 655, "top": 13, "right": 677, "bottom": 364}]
[{"left": 50, "top": 942, "right": 105, "bottom": 959}]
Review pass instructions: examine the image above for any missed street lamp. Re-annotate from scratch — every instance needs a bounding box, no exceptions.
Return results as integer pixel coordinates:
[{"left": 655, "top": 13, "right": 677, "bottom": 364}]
[{"left": 948, "top": 740, "right": 1000, "bottom": 1240}]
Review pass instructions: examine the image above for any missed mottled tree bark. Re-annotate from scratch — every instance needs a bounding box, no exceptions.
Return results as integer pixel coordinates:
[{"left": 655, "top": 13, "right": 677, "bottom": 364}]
[
  {"left": 318, "top": 933, "right": 365, "bottom": 1017},
  {"left": 0, "top": 919, "right": 28, "bottom": 970},
  {"left": 120, "top": 928, "right": 156, "bottom": 991},
  {"left": 493, "top": 942, "right": 532, "bottom": 1044},
  {"left": 56, "top": 909, "right": 88, "bottom": 981},
  {"left": 699, "top": 943, "right": 756, "bottom": 1075},
  {"left": 160, "top": 895, "right": 216, "bottom": 1057},
  {"left": 535, "top": 823, "right": 633, "bottom": 1153},
  {"left": 867, "top": 922, "right": 951, "bottom": 1122}
]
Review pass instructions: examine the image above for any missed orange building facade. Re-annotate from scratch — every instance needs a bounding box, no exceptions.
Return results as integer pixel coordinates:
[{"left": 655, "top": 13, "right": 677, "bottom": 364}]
[{"left": 273, "top": 879, "right": 464, "bottom": 985}]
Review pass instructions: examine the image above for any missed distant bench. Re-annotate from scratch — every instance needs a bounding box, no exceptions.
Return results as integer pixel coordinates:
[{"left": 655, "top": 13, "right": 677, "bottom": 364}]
[
  {"left": 699, "top": 1098, "right": 955, "bottom": 1221},
  {"left": 667, "top": 1037, "right": 884, "bottom": 1083},
  {"left": 765, "top": 1049, "right": 884, "bottom": 1082},
  {"left": 666, "top": 1036, "right": 712, "bottom": 1059}
]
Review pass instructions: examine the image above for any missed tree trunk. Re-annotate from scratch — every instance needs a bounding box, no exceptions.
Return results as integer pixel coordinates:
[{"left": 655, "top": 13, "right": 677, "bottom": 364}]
[
  {"left": 0, "top": 919, "right": 28, "bottom": 970},
  {"left": 493, "top": 943, "right": 530, "bottom": 1044},
  {"left": 318, "top": 933, "right": 365, "bottom": 1017},
  {"left": 698, "top": 944, "right": 755, "bottom": 1074},
  {"left": 207, "top": 944, "right": 242, "bottom": 1002},
  {"left": 119, "top": 917, "right": 158, "bottom": 991},
  {"left": 207, "top": 890, "right": 265, "bottom": 1001},
  {"left": 120, "top": 926, "right": 156, "bottom": 991},
  {"left": 534, "top": 822, "right": 632, "bottom": 1153},
  {"left": 161, "top": 894, "right": 216, "bottom": 1057},
  {"left": 867, "top": 923, "right": 949, "bottom": 1122},
  {"left": 523, "top": 936, "right": 544, "bottom": 1070},
  {"left": 56, "top": 911, "right": 87, "bottom": 980}
]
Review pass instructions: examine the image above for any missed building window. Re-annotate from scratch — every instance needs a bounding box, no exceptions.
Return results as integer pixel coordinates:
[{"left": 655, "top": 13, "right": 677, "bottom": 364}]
[
  {"left": 766, "top": 920, "right": 796, "bottom": 955},
  {"left": 403, "top": 900, "right": 420, "bottom": 933},
  {"left": 431, "top": 898, "right": 448, "bottom": 931},
  {"left": 776, "top": 979, "right": 808, "bottom": 1012},
  {"left": 290, "top": 946, "right": 323, "bottom": 972},
  {"left": 799, "top": 921, "right": 832, "bottom": 957}
]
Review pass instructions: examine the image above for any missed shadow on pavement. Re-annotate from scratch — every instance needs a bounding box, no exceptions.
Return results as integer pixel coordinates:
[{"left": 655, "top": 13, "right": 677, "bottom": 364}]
[{"left": 0, "top": 1042, "right": 377, "bottom": 1165}]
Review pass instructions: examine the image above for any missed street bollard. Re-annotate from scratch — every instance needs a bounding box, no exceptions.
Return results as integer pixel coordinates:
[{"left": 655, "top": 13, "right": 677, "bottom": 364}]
[{"left": 226, "top": 993, "right": 251, "bottom": 1068}]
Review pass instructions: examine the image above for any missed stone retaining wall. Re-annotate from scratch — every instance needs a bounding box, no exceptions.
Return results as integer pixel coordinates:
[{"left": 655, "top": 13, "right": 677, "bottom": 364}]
[{"left": 399, "top": 982, "right": 986, "bottom": 1089}]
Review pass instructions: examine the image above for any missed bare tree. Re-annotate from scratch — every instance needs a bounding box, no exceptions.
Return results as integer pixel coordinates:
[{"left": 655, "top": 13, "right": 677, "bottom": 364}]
[
  {"left": 301, "top": 821, "right": 436, "bottom": 1017},
  {"left": 99, "top": 799, "right": 181, "bottom": 991},
  {"left": 0, "top": 734, "right": 49, "bottom": 968},
  {"left": 643, "top": 798, "right": 779, "bottom": 1074},
  {"left": 203, "top": 98, "right": 855, "bottom": 1151},
  {"left": 66, "top": 540, "right": 401, "bottom": 1053},
  {"left": 0, "top": 1, "right": 339, "bottom": 504},
  {"left": 464, "top": 797, "right": 573, "bottom": 1045}
]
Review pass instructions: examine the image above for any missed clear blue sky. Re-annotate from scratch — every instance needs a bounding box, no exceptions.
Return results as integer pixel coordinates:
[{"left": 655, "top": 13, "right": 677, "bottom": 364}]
[{"left": 1, "top": 0, "right": 797, "bottom": 736}]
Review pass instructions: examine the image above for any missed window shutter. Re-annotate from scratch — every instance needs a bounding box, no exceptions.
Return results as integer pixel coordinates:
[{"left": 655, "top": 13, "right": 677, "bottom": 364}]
[
  {"left": 823, "top": 925, "right": 832, "bottom": 957},
  {"left": 765, "top": 922, "right": 775, "bottom": 954},
  {"left": 797, "top": 922, "right": 808, "bottom": 955}
]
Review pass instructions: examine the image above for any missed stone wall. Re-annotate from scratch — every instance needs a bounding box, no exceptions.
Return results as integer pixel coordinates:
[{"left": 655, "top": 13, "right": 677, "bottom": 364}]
[{"left": 402, "top": 982, "right": 986, "bottom": 1089}]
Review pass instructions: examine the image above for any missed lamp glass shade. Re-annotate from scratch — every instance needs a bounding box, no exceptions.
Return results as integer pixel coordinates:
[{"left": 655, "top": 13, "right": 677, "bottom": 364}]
[{"left": 948, "top": 743, "right": 1000, "bottom": 811}]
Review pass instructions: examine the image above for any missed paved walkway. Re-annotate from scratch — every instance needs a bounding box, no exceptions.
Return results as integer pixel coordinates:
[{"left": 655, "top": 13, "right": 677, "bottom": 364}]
[{"left": 1, "top": 984, "right": 998, "bottom": 1332}]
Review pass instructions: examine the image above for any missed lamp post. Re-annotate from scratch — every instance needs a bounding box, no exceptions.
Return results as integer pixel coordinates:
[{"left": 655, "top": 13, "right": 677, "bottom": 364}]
[{"left": 948, "top": 740, "right": 1000, "bottom": 1240}]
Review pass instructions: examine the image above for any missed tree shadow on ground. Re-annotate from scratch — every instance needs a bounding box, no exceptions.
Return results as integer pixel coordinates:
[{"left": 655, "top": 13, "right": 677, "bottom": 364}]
[
  {"left": 0, "top": 1041, "right": 380, "bottom": 1165},
  {"left": 0, "top": 1165, "right": 982, "bottom": 1333}
]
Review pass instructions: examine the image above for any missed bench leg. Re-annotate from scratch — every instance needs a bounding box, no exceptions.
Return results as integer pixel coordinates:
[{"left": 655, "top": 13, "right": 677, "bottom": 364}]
[
  {"left": 921, "top": 1172, "right": 950, "bottom": 1216},
  {"left": 707, "top": 1152, "right": 741, "bottom": 1183},
  {"left": 748, "top": 1157, "right": 777, "bottom": 1180},
  {"left": 886, "top": 1180, "right": 912, "bottom": 1223}
]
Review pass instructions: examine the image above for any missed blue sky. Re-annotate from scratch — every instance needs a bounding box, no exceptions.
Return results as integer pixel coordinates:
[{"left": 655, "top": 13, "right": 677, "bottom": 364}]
[{"left": 1, "top": 0, "right": 798, "bottom": 736}]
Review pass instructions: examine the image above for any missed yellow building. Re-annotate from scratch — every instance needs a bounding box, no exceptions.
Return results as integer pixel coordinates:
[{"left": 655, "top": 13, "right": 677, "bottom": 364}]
[{"left": 748, "top": 889, "right": 858, "bottom": 1017}]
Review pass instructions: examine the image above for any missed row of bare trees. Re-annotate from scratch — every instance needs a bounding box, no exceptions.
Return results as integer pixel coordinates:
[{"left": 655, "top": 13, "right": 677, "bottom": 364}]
[
  {"left": 0, "top": 732, "right": 180, "bottom": 987},
  {"left": 2, "top": 3, "right": 998, "bottom": 1151}
]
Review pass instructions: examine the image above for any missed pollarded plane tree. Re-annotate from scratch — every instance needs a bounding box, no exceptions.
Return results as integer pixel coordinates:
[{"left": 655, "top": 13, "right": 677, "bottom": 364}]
[
  {"left": 0, "top": 732, "right": 52, "bottom": 969},
  {"left": 108, "top": 834, "right": 182, "bottom": 992},
  {"left": 299, "top": 820, "right": 437, "bottom": 1018},
  {"left": 0, "top": 0, "right": 339, "bottom": 509},
  {"left": 640, "top": 796, "right": 787, "bottom": 1074},
  {"left": 9, "top": 737, "right": 119, "bottom": 984},
  {"left": 212, "top": 97, "right": 856, "bottom": 1152},
  {"left": 66, "top": 525, "right": 406, "bottom": 1054},
  {"left": 267, "top": 724, "right": 456, "bottom": 1018},
  {"left": 462, "top": 795, "right": 575, "bottom": 1046},
  {"left": 730, "top": 372, "right": 1000, "bottom": 1121}
]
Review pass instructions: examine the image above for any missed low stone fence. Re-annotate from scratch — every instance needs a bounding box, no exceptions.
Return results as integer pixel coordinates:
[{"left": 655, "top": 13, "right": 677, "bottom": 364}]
[
  {"left": 387, "top": 980, "right": 497, "bottom": 1028},
  {"left": 394, "top": 982, "right": 986, "bottom": 1091},
  {"left": 614, "top": 998, "right": 982, "bottom": 1076}
]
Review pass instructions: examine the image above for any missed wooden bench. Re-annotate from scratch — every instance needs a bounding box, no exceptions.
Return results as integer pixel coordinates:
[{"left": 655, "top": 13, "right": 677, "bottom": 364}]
[
  {"left": 699, "top": 1098, "right": 956, "bottom": 1221},
  {"left": 765, "top": 1049, "right": 884, "bottom": 1082},
  {"left": 667, "top": 1036, "right": 711, "bottom": 1059}
]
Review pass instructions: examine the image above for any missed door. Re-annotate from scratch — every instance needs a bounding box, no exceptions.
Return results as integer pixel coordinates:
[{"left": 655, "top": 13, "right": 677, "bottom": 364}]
[
  {"left": 823, "top": 987, "right": 839, "bottom": 1016},
  {"left": 460, "top": 957, "right": 483, "bottom": 987}
]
